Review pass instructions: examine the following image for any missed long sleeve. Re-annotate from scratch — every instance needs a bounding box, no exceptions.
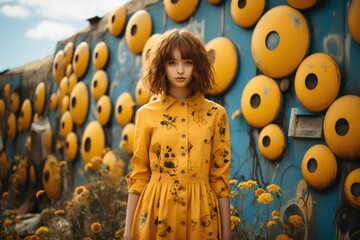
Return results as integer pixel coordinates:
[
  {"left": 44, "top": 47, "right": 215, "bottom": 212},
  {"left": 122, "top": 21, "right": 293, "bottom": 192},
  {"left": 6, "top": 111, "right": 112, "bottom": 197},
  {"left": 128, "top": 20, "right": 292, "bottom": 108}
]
[{"left": 209, "top": 106, "right": 231, "bottom": 198}]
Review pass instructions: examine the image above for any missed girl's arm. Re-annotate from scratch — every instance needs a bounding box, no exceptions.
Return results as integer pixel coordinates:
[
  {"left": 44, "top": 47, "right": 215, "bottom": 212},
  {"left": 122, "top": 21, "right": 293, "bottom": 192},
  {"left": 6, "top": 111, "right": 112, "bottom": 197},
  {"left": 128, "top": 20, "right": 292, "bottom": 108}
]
[
  {"left": 219, "top": 196, "right": 231, "bottom": 240},
  {"left": 124, "top": 193, "right": 140, "bottom": 240}
]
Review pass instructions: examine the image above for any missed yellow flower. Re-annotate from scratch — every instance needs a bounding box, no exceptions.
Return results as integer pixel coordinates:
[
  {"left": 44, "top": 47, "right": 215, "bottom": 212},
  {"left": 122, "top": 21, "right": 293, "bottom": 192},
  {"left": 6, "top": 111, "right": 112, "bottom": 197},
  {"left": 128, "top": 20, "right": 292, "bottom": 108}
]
[
  {"left": 3, "top": 219, "right": 12, "bottom": 227},
  {"left": 289, "top": 214, "right": 303, "bottom": 225},
  {"left": 55, "top": 209, "right": 65, "bottom": 215},
  {"left": 230, "top": 190, "right": 239, "bottom": 198},
  {"left": 276, "top": 234, "right": 292, "bottom": 240},
  {"left": 267, "top": 184, "right": 281, "bottom": 194},
  {"left": 271, "top": 210, "right": 280, "bottom": 219},
  {"left": 254, "top": 188, "right": 265, "bottom": 196},
  {"left": 120, "top": 200, "right": 127, "bottom": 207},
  {"left": 229, "top": 179, "right": 238, "bottom": 185},
  {"left": 247, "top": 180, "right": 258, "bottom": 187},
  {"left": 91, "top": 222, "right": 102, "bottom": 233},
  {"left": 267, "top": 220, "right": 277, "bottom": 227},
  {"left": 230, "top": 216, "right": 241, "bottom": 230},
  {"left": 36, "top": 190, "right": 45, "bottom": 198},
  {"left": 75, "top": 186, "right": 85, "bottom": 195},
  {"left": 35, "top": 226, "right": 49, "bottom": 235},
  {"left": 257, "top": 192, "right": 273, "bottom": 204},
  {"left": 238, "top": 181, "right": 250, "bottom": 189},
  {"left": 2, "top": 192, "right": 9, "bottom": 199}
]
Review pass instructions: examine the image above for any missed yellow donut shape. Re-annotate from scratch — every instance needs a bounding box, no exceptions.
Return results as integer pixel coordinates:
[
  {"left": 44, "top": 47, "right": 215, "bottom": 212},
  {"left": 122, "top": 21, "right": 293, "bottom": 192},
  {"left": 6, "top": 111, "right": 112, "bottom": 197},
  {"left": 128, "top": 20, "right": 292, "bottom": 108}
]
[
  {"left": 301, "top": 144, "right": 337, "bottom": 190},
  {"left": 324, "top": 95, "right": 360, "bottom": 160},
  {"left": 164, "top": 0, "right": 199, "bottom": 22},
  {"left": 35, "top": 82, "right": 46, "bottom": 114},
  {"left": 230, "top": 0, "right": 265, "bottom": 28},
  {"left": 63, "top": 42, "right": 74, "bottom": 66},
  {"left": 240, "top": 75, "right": 282, "bottom": 128},
  {"left": 135, "top": 79, "right": 151, "bottom": 106},
  {"left": 344, "top": 168, "right": 360, "bottom": 209},
  {"left": 58, "top": 76, "right": 68, "bottom": 106},
  {"left": 0, "top": 99, "right": 5, "bottom": 117},
  {"left": 348, "top": 0, "right": 360, "bottom": 44},
  {"left": 295, "top": 53, "right": 341, "bottom": 112},
  {"left": 251, "top": 5, "right": 310, "bottom": 78},
  {"left": 10, "top": 92, "right": 20, "bottom": 113},
  {"left": 67, "top": 73, "right": 78, "bottom": 95},
  {"left": 96, "top": 95, "right": 112, "bottom": 126},
  {"left": 115, "top": 92, "right": 136, "bottom": 127},
  {"left": 66, "top": 64, "right": 72, "bottom": 77},
  {"left": 73, "top": 42, "right": 90, "bottom": 78},
  {"left": 70, "top": 82, "right": 89, "bottom": 126},
  {"left": 3, "top": 83, "right": 10, "bottom": 101},
  {"left": 50, "top": 93, "right": 58, "bottom": 110},
  {"left": 287, "top": 0, "right": 318, "bottom": 9},
  {"left": 42, "top": 154, "right": 61, "bottom": 200},
  {"left": 119, "top": 123, "right": 135, "bottom": 156},
  {"left": 93, "top": 41, "right": 109, "bottom": 70},
  {"left": 91, "top": 70, "right": 108, "bottom": 100},
  {"left": 125, "top": 10, "right": 152, "bottom": 54},
  {"left": 0, "top": 152, "right": 8, "bottom": 181},
  {"left": 81, "top": 121, "right": 105, "bottom": 165},
  {"left": 60, "top": 110, "right": 73, "bottom": 138},
  {"left": 103, "top": 150, "right": 125, "bottom": 177},
  {"left": 65, "top": 132, "right": 78, "bottom": 161},
  {"left": 21, "top": 98, "right": 32, "bottom": 130},
  {"left": 206, "top": 37, "right": 239, "bottom": 95},
  {"left": 258, "top": 124, "right": 286, "bottom": 160},
  {"left": 141, "top": 33, "right": 161, "bottom": 66},
  {"left": 60, "top": 95, "right": 69, "bottom": 115},
  {"left": 7, "top": 113, "right": 16, "bottom": 141},
  {"left": 53, "top": 50, "right": 65, "bottom": 84},
  {"left": 108, "top": 5, "right": 127, "bottom": 37}
]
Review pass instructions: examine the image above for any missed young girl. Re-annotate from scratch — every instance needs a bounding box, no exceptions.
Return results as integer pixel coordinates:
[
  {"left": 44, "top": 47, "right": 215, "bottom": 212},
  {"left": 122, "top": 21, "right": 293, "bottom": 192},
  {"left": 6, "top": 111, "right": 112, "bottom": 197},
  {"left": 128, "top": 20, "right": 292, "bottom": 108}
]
[{"left": 124, "top": 28, "right": 231, "bottom": 240}]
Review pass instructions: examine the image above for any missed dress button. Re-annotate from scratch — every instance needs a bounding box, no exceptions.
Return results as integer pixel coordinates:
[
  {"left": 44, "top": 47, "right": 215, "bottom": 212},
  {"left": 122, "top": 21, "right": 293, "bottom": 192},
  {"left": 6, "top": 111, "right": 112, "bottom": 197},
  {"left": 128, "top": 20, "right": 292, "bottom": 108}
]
[
  {"left": 181, "top": 170, "right": 186, "bottom": 174},
  {"left": 181, "top": 102, "right": 185, "bottom": 106},
  {"left": 181, "top": 221, "right": 186, "bottom": 226},
  {"left": 182, "top": 134, "right": 186, "bottom": 138},
  {"left": 181, "top": 152, "right": 186, "bottom": 157},
  {"left": 181, "top": 118, "right": 185, "bottom": 122}
]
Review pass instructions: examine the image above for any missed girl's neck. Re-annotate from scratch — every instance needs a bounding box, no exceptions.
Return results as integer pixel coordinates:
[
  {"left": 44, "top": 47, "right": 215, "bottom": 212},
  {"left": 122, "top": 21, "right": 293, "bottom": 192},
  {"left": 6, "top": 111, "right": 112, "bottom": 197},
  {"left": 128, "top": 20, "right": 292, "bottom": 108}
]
[{"left": 168, "top": 87, "right": 190, "bottom": 100}]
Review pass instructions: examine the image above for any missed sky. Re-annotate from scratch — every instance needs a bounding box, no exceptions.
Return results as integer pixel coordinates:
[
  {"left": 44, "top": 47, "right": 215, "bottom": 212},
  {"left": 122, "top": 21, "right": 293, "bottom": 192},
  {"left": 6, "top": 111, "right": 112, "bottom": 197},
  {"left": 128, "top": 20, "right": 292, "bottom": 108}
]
[{"left": 0, "top": 0, "right": 130, "bottom": 72}]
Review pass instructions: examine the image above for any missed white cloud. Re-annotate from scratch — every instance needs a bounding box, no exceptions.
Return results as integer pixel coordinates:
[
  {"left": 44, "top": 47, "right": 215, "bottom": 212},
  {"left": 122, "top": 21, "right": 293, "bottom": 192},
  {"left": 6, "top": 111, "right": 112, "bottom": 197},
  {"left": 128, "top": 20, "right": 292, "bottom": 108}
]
[
  {"left": 26, "top": 20, "right": 77, "bottom": 41},
  {"left": 0, "top": 4, "right": 31, "bottom": 19}
]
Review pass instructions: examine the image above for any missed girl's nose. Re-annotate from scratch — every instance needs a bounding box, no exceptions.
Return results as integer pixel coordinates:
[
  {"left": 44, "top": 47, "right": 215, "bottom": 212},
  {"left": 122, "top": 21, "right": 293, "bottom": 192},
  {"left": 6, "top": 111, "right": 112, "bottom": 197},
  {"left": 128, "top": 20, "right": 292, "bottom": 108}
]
[{"left": 177, "top": 63, "right": 184, "bottom": 74}]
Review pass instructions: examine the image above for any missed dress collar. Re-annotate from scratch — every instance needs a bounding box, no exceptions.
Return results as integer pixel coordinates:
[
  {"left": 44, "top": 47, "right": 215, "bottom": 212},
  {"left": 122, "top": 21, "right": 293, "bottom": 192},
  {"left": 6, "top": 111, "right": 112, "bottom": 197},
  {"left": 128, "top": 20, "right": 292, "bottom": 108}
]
[{"left": 160, "top": 93, "right": 205, "bottom": 110}]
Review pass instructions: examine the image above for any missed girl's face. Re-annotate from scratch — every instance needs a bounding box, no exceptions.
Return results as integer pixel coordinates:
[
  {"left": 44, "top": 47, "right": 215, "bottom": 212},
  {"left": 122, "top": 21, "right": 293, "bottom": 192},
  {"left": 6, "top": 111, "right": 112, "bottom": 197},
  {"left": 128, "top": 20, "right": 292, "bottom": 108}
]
[{"left": 165, "top": 48, "right": 194, "bottom": 95}]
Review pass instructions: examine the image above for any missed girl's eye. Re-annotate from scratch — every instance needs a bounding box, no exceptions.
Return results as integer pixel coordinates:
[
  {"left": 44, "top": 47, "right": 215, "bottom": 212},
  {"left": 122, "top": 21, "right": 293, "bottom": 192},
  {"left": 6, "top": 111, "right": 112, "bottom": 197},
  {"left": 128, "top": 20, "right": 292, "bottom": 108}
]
[
  {"left": 167, "top": 60, "right": 176, "bottom": 65},
  {"left": 185, "top": 60, "right": 193, "bottom": 65}
]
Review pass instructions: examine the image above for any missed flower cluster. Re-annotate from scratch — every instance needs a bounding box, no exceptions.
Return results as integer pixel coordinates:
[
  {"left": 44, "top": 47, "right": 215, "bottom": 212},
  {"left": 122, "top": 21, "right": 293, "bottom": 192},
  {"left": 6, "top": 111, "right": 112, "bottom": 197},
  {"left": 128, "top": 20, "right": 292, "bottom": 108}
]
[{"left": 230, "top": 179, "right": 308, "bottom": 240}]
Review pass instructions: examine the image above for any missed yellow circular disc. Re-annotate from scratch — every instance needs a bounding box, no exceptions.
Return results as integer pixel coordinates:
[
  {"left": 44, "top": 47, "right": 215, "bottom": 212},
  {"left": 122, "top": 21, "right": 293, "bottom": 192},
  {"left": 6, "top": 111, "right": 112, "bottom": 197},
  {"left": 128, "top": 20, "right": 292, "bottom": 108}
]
[
  {"left": 58, "top": 76, "right": 68, "bottom": 106},
  {"left": 67, "top": 73, "right": 78, "bottom": 95},
  {"left": 295, "top": 53, "right": 341, "bottom": 112},
  {"left": 96, "top": 95, "right": 112, "bottom": 126},
  {"left": 7, "top": 113, "right": 16, "bottom": 141},
  {"left": 206, "top": 37, "right": 239, "bottom": 95},
  {"left": 10, "top": 92, "right": 20, "bottom": 113},
  {"left": 42, "top": 154, "right": 61, "bottom": 200},
  {"left": 115, "top": 92, "right": 135, "bottom": 127},
  {"left": 93, "top": 41, "right": 109, "bottom": 70},
  {"left": 344, "top": 168, "right": 360, "bottom": 209},
  {"left": 35, "top": 82, "right": 46, "bottom": 114},
  {"left": 60, "top": 110, "right": 73, "bottom": 138},
  {"left": 324, "top": 95, "right": 360, "bottom": 160},
  {"left": 65, "top": 132, "right": 78, "bottom": 161},
  {"left": 348, "top": 0, "right": 360, "bottom": 44},
  {"left": 0, "top": 152, "right": 8, "bottom": 181},
  {"left": 50, "top": 93, "right": 58, "bottom": 110},
  {"left": 102, "top": 150, "right": 125, "bottom": 177},
  {"left": 66, "top": 64, "right": 73, "bottom": 77},
  {"left": 301, "top": 144, "right": 337, "bottom": 190},
  {"left": 53, "top": 50, "right": 65, "bottom": 84},
  {"left": 251, "top": 5, "right": 310, "bottom": 78},
  {"left": 63, "top": 42, "right": 74, "bottom": 66},
  {"left": 125, "top": 10, "right": 152, "bottom": 54},
  {"left": 135, "top": 79, "right": 151, "bottom": 106},
  {"left": 81, "top": 121, "right": 105, "bottom": 165},
  {"left": 0, "top": 99, "right": 5, "bottom": 118},
  {"left": 108, "top": 5, "right": 127, "bottom": 37},
  {"left": 20, "top": 99, "right": 32, "bottom": 130},
  {"left": 141, "top": 33, "right": 161, "bottom": 66},
  {"left": 91, "top": 70, "right": 108, "bottom": 101},
  {"left": 287, "top": 0, "right": 318, "bottom": 9},
  {"left": 3, "top": 83, "right": 10, "bottom": 101},
  {"left": 69, "top": 82, "right": 89, "bottom": 126},
  {"left": 72, "top": 42, "right": 90, "bottom": 78},
  {"left": 119, "top": 123, "right": 135, "bottom": 156},
  {"left": 164, "top": 0, "right": 199, "bottom": 22},
  {"left": 60, "top": 95, "right": 70, "bottom": 115},
  {"left": 240, "top": 75, "right": 282, "bottom": 128},
  {"left": 230, "top": 0, "right": 265, "bottom": 28},
  {"left": 258, "top": 124, "right": 286, "bottom": 160}
]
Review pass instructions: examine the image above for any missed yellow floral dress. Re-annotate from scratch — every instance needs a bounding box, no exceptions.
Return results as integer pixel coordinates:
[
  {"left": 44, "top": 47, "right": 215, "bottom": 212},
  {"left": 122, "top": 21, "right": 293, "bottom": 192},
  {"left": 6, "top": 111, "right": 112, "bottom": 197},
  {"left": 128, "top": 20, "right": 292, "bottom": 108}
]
[{"left": 126, "top": 93, "right": 231, "bottom": 240}]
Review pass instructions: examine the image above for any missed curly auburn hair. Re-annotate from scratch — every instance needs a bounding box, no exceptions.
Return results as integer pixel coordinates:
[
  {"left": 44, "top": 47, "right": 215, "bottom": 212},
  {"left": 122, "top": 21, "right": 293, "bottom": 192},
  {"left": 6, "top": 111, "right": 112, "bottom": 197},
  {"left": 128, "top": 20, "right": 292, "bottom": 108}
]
[{"left": 142, "top": 28, "right": 215, "bottom": 96}]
